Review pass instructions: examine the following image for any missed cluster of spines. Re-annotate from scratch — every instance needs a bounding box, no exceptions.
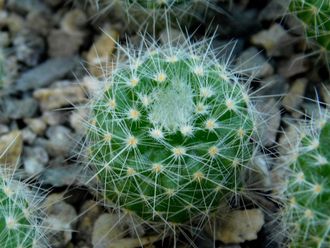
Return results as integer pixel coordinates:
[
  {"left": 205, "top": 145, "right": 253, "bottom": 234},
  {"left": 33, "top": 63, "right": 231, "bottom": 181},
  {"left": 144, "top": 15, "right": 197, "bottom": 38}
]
[
  {"left": 281, "top": 109, "right": 330, "bottom": 248},
  {"left": 83, "top": 38, "right": 260, "bottom": 226},
  {"left": 289, "top": 0, "right": 330, "bottom": 51},
  {"left": 0, "top": 168, "right": 47, "bottom": 248}
]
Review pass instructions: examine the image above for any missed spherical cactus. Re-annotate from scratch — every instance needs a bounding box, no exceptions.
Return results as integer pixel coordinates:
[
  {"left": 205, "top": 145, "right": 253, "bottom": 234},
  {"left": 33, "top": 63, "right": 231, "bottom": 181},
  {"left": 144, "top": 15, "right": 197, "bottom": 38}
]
[
  {"left": 282, "top": 111, "right": 330, "bottom": 247},
  {"left": 78, "top": 0, "right": 218, "bottom": 30},
  {"left": 84, "top": 37, "right": 260, "bottom": 226},
  {"left": 0, "top": 168, "right": 46, "bottom": 247},
  {"left": 289, "top": 0, "right": 330, "bottom": 51}
]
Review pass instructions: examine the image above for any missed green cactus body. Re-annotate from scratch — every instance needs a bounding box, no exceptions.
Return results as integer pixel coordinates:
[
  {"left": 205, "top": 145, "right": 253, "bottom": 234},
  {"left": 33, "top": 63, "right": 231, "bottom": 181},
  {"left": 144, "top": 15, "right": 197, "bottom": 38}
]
[
  {"left": 86, "top": 43, "right": 257, "bottom": 224},
  {"left": 0, "top": 170, "right": 45, "bottom": 247},
  {"left": 285, "top": 116, "right": 330, "bottom": 247},
  {"left": 290, "top": 0, "right": 330, "bottom": 51}
]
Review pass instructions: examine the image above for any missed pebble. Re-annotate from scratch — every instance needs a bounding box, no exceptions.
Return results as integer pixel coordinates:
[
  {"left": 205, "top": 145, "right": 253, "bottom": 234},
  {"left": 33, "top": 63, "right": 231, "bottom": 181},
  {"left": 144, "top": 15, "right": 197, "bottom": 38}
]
[
  {"left": 92, "top": 213, "right": 159, "bottom": 248},
  {"left": 26, "top": 11, "right": 52, "bottom": 36},
  {"left": 21, "top": 127, "right": 37, "bottom": 145},
  {"left": 86, "top": 26, "right": 119, "bottom": 77},
  {"left": 76, "top": 200, "right": 103, "bottom": 246},
  {"left": 33, "top": 82, "right": 86, "bottom": 111},
  {"left": 24, "top": 118, "right": 47, "bottom": 136},
  {"left": 42, "top": 111, "right": 67, "bottom": 126},
  {"left": 43, "top": 194, "right": 78, "bottom": 248},
  {"left": 236, "top": 47, "right": 274, "bottom": 78},
  {"left": 256, "top": 98, "right": 281, "bottom": 146},
  {"left": 13, "top": 29, "right": 45, "bottom": 66},
  {"left": 23, "top": 146, "right": 48, "bottom": 175},
  {"left": 0, "top": 124, "right": 9, "bottom": 135},
  {"left": 213, "top": 209, "right": 265, "bottom": 244},
  {"left": 251, "top": 24, "right": 294, "bottom": 57},
  {"left": 0, "top": 130, "right": 22, "bottom": 166},
  {"left": 0, "top": 31, "right": 9, "bottom": 46},
  {"left": 257, "top": 74, "right": 289, "bottom": 97},
  {"left": 1, "top": 96, "right": 38, "bottom": 119},
  {"left": 0, "top": 12, "right": 24, "bottom": 34},
  {"left": 15, "top": 56, "right": 79, "bottom": 91},
  {"left": 39, "top": 164, "right": 82, "bottom": 187},
  {"left": 42, "top": 125, "right": 73, "bottom": 157},
  {"left": 60, "top": 9, "right": 87, "bottom": 35},
  {"left": 258, "top": 0, "right": 290, "bottom": 21},
  {"left": 278, "top": 54, "right": 310, "bottom": 78},
  {"left": 48, "top": 29, "right": 84, "bottom": 57},
  {"left": 7, "top": 0, "right": 49, "bottom": 14},
  {"left": 70, "top": 107, "right": 89, "bottom": 135},
  {"left": 282, "top": 78, "right": 308, "bottom": 112}
]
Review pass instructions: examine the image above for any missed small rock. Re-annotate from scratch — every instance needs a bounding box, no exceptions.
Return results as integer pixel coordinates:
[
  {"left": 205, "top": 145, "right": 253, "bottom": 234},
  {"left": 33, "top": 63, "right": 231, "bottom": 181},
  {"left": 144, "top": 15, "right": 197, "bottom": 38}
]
[
  {"left": 24, "top": 118, "right": 47, "bottom": 135},
  {"left": 13, "top": 29, "right": 45, "bottom": 66},
  {"left": 257, "top": 75, "right": 289, "bottom": 97},
  {"left": 43, "top": 194, "right": 78, "bottom": 248},
  {"left": 92, "top": 213, "right": 159, "bottom": 248},
  {"left": 258, "top": 0, "right": 290, "bottom": 21},
  {"left": 0, "top": 130, "right": 22, "bottom": 166},
  {"left": 278, "top": 54, "right": 310, "bottom": 78},
  {"left": 236, "top": 47, "right": 274, "bottom": 78},
  {"left": 0, "top": 12, "right": 24, "bottom": 34},
  {"left": 77, "top": 200, "right": 103, "bottom": 245},
  {"left": 15, "top": 56, "right": 79, "bottom": 91},
  {"left": 251, "top": 24, "right": 294, "bottom": 57},
  {"left": 214, "top": 209, "right": 265, "bottom": 244},
  {"left": 21, "top": 127, "right": 37, "bottom": 145},
  {"left": 43, "top": 125, "right": 73, "bottom": 157},
  {"left": 0, "top": 124, "right": 9, "bottom": 135},
  {"left": 321, "top": 84, "right": 330, "bottom": 105},
  {"left": 282, "top": 78, "right": 308, "bottom": 111},
  {"left": 23, "top": 146, "right": 48, "bottom": 175},
  {"left": 26, "top": 11, "right": 52, "bottom": 36},
  {"left": 1, "top": 96, "right": 38, "bottom": 119},
  {"left": 86, "top": 26, "right": 119, "bottom": 77},
  {"left": 33, "top": 83, "right": 86, "bottom": 110},
  {"left": 39, "top": 164, "right": 83, "bottom": 187},
  {"left": 42, "top": 111, "right": 67, "bottom": 126},
  {"left": 256, "top": 98, "right": 281, "bottom": 146},
  {"left": 0, "top": 31, "right": 9, "bottom": 46},
  {"left": 7, "top": 0, "right": 49, "bottom": 14},
  {"left": 60, "top": 9, "right": 87, "bottom": 35},
  {"left": 70, "top": 107, "right": 89, "bottom": 135},
  {"left": 44, "top": 0, "right": 64, "bottom": 7},
  {"left": 47, "top": 29, "right": 84, "bottom": 57}
]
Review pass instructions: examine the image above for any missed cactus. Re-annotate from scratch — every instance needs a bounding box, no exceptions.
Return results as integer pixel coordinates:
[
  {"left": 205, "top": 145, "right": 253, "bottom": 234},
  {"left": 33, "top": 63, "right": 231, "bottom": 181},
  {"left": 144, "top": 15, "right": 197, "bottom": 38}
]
[
  {"left": 0, "top": 168, "right": 47, "bottom": 247},
  {"left": 289, "top": 0, "right": 330, "bottom": 51},
  {"left": 78, "top": 0, "right": 218, "bottom": 30},
  {"left": 281, "top": 109, "right": 330, "bottom": 247},
  {"left": 83, "top": 37, "right": 261, "bottom": 226}
]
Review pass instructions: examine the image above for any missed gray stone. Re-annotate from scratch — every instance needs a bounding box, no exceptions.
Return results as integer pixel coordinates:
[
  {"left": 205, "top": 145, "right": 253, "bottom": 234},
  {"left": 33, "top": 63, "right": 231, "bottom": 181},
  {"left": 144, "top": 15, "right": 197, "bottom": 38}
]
[
  {"left": 15, "top": 56, "right": 79, "bottom": 91},
  {"left": 1, "top": 96, "right": 38, "bottom": 119},
  {"left": 43, "top": 194, "right": 77, "bottom": 248},
  {"left": 21, "top": 127, "right": 37, "bottom": 145},
  {"left": 251, "top": 24, "right": 294, "bottom": 57},
  {"left": 39, "top": 164, "right": 82, "bottom": 187},
  {"left": 236, "top": 47, "right": 274, "bottom": 78},
  {"left": 47, "top": 29, "right": 83, "bottom": 57},
  {"left": 43, "top": 125, "right": 73, "bottom": 157},
  {"left": 256, "top": 98, "right": 281, "bottom": 147},
  {"left": 258, "top": 0, "right": 290, "bottom": 21},
  {"left": 24, "top": 118, "right": 47, "bottom": 135},
  {"left": 7, "top": 0, "right": 49, "bottom": 14},
  {"left": 0, "top": 31, "right": 9, "bottom": 46},
  {"left": 26, "top": 11, "right": 51, "bottom": 36},
  {"left": 13, "top": 30, "right": 45, "bottom": 66},
  {"left": 278, "top": 54, "right": 310, "bottom": 78},
  {"left": 0, "top": 124, "right": 9, "bottom": 135},
  {"left": 23, "top": 146, "right": 48, "bottom": 175},
  {"left": 257, "top": 75, "right": 289, "bottom": 97},
  {"left": 0, "top": 130, "right": 22, "bottom": 167},
  {"left": 282, "top": 78, "right": 308, "bottom": 112},
  {"left": 42, "top": 111, "right": 67, "bottom": 126}
]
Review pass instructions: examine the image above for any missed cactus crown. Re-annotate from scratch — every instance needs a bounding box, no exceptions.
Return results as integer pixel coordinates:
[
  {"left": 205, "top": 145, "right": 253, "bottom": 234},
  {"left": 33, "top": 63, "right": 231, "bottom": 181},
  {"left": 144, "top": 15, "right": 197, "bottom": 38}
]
[
  {"left": 84, "top": 37, "right": 259, "bottom": 225},
  {"left": 283, "top": 107, "right": 330, "bottom": 247},
  {"left": 289, "top": 0, "right": 330, "bottom": 51},
  {"left": 0, "top": 168, "right": 46, "bottom": 248}
]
